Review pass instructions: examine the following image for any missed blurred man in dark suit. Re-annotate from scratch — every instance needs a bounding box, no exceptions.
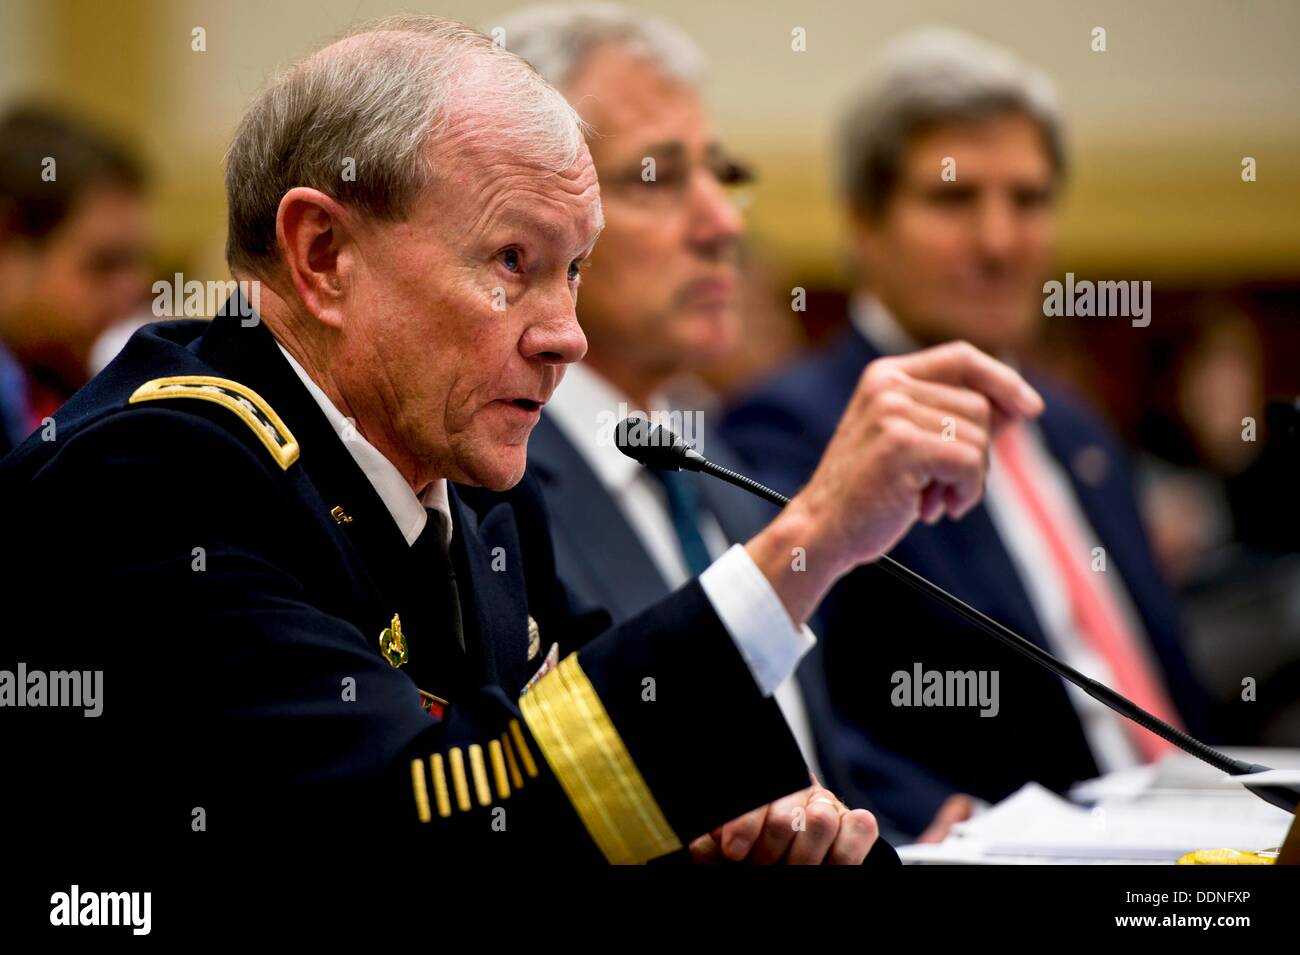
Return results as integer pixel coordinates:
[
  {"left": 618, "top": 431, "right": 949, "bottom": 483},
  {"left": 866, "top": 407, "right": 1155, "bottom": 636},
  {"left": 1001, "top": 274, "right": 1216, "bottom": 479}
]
[
  {"left": 0, "top": 107, "right": 149, "bottom": 454},
  {"left": 501, "top": 3, "right": 849, "bottom": 858},
  {"left": 723, "top": 29, "right": 1212, "bottom": 842}
]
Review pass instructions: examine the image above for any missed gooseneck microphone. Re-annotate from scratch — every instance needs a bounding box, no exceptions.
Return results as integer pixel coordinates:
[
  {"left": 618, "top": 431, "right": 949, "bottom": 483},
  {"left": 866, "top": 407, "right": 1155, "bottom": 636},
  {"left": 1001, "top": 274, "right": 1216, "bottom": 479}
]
[{"left": 614, "top": 416, "right": 1300, "bottom": 816}]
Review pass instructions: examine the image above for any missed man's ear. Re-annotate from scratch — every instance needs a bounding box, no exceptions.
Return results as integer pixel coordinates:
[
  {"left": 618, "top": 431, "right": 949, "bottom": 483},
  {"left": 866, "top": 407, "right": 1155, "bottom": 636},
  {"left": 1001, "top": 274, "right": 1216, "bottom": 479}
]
[{"left": 275, "top": 187, "right": 355, "bottom": 329}]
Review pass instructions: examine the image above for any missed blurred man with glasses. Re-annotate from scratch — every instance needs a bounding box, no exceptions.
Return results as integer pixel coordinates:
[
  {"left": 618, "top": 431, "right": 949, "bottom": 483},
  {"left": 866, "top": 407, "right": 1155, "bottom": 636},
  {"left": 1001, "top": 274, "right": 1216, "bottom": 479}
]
[{"left": 501, "top": 4, "right": 891, "bottom": 861}]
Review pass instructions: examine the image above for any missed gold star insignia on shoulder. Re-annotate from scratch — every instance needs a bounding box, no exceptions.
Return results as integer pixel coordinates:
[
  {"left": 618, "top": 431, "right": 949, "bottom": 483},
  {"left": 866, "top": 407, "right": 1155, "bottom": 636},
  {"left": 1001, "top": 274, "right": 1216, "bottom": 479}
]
[{"left": 379, "top": 613, "right": 408, "bottom": 669}]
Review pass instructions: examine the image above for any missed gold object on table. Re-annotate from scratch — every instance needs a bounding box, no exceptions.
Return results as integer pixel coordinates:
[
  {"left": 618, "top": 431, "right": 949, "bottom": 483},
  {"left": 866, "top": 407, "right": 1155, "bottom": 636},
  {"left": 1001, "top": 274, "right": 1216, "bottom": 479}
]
[{"left": 1176, "top": 848, "right": 1277, "bottom": 865}]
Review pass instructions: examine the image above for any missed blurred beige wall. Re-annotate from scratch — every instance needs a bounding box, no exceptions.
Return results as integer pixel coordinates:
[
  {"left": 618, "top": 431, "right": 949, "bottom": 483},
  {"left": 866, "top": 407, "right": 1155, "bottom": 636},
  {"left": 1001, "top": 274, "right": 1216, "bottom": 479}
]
[{"left": 2, "top": 0, "right": 1297, "bottom": 284}]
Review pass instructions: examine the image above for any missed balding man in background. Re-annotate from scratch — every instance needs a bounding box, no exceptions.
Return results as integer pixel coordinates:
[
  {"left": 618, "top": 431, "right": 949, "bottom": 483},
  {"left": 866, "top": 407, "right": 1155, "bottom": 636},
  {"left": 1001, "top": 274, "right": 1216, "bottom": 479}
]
[{"left": 500, "top": 2, "right": 871, "bottom": 858}]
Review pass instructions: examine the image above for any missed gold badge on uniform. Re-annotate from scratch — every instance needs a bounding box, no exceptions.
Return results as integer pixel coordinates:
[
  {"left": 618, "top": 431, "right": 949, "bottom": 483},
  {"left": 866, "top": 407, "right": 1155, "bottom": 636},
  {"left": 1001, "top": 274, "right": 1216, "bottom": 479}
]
[
  {"left": 526, "top": 615, "right": 541, "bottom": 660},
  {"left": 379, "top": 613, "right": 408, "bottom": 669}
]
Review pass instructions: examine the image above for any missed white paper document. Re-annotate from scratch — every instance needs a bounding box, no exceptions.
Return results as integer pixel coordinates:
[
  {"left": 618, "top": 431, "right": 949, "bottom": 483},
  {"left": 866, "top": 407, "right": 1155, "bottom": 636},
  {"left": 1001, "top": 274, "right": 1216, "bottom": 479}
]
[{"left": 899, "top": 749, "right": 1298, "bottom": 864}]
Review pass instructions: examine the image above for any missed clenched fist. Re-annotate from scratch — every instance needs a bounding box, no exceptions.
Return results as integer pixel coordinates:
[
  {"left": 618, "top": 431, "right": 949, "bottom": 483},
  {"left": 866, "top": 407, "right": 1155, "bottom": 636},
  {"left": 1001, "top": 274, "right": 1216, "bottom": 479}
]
[{"left": 746, "top": 340, "right": 1043, "bottom": 626}]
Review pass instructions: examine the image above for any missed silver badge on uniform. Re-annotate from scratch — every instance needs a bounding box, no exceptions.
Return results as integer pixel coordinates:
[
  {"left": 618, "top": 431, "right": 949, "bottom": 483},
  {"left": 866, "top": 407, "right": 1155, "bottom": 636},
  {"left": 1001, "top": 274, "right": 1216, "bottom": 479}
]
[{"left": 526, "top": 615, "right": 541, "bottom": 660}]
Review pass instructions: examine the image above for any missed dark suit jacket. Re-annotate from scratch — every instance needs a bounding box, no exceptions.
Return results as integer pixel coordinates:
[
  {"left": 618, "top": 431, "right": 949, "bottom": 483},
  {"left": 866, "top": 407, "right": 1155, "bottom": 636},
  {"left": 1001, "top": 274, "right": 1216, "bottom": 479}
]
[
  {"left": 0, "top": 306, "right": 810, "bottom": 865},
  {"left": 527, "top": 412, "right": 774, "bottom": 622},
  {"left": 527, "top": 409, "right": 902, "bottom": 861},
  {"left": 721, "top": 322, "right": 1212, "bottom": 837}
]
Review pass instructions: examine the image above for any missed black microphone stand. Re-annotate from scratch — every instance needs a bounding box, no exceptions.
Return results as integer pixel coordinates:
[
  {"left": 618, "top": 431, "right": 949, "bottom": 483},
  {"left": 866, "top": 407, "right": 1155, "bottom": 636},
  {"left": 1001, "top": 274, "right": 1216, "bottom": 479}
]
[{"left": 618, "top": 418, "right": 1300, "bottom": 816}]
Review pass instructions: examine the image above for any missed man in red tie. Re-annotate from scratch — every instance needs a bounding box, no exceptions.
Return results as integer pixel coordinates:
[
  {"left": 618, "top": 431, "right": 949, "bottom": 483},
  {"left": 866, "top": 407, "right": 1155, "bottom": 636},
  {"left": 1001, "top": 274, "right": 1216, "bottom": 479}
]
[{"left": 723, "top": 28, "right": 1213, "bottom": 843}]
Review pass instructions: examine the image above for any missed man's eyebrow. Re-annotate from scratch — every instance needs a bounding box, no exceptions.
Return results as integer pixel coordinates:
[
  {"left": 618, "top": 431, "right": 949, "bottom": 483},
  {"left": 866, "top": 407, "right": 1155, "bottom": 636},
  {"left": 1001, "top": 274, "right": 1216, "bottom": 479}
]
[
  {"left": 494, "top": 203, "right": 604, "bottom": 251},
  {"left": 624, "top": 140, "right": 687, "bottom": 163}
]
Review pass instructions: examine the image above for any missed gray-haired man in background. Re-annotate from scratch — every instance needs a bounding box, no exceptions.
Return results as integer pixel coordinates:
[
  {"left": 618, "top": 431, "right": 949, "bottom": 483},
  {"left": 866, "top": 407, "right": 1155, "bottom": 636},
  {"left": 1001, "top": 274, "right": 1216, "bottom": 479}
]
[
  {"left": 723, "top": 29, "right": 1211, "bottom": 842},
  {"left": 500, "top": 6, "right": 1004, "bottom": 855}
]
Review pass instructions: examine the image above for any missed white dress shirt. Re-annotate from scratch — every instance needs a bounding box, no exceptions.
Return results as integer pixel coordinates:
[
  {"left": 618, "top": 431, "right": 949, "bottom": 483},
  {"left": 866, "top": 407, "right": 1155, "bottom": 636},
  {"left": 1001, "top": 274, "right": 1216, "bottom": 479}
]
[
  {"left": 277, "top": 344, "right": 451, "bottom": 546},
  {"left": 546, "top": 362, "right": 821, "bottom": 771},
  {"left": 852, "top": 294, "right": 1151, "bottom": 773}
]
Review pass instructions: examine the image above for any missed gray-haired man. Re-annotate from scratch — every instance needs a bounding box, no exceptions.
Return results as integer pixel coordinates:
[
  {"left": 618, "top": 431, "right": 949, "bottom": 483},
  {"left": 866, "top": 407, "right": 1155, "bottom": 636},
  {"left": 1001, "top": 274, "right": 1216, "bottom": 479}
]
[
  {"left": 724, "top": 29, "right": 1209, "bottom": 842},
  {"left": 4, "top": 16, "right": 1042, "bottom": 866},
  {"left": 503, "top": 2, "right": 862, "bottom": 861}
]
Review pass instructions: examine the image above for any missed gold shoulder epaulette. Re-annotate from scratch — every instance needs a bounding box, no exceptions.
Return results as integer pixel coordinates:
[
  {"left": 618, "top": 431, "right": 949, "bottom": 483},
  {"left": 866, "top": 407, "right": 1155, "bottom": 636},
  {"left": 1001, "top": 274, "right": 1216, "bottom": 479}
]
[{"left": 128, "top": 375, "right": 300, "bottom": 470}]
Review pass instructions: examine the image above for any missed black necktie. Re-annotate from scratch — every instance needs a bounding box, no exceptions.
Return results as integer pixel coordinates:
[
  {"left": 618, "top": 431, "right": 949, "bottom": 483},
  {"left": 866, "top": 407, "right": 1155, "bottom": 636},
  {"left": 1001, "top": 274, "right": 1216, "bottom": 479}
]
[{"left": 413, "top": 507, "right": 465, "bottom": 654}]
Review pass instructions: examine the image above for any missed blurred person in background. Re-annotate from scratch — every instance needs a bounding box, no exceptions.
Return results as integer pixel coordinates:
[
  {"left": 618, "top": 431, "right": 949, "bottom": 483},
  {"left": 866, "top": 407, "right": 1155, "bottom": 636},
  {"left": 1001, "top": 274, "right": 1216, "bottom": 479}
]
[
  {"left": 0, "top": 106, "right": 149, "bottom": 455},
  {"left": 723, "top": 29, "right": 1216, "bottom": 841},
  {"left": 692, "top": 247, "right": 811, "bottom": 404},
  {"left": 1138, "top": 305, "right": 1300, "bottom": 746},
  {"left": 503, "top": 3, "right": 895, "bottom": 857},
  {"left": 1140, "top": 305, "right": 1297, "bottom": 573}
]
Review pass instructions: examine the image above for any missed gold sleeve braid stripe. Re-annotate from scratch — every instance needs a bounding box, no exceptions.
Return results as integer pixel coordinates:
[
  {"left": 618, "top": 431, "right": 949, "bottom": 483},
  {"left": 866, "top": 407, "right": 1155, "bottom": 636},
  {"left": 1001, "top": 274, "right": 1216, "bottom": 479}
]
[
  {"left": 468, "top": 744, "right": 492, "bottom": 807},
  {"left": 519, "top": 653, "right": 681, "bottom": 865},
  {"left": 430, "top": 753, "right": 451, "bottom": 818},
  {"left": 411, "top": 759, "right": 432, "bottom": 823},
  {"left": 128, "top": 375, "right": 300, "bottom": 470},
  {"left": 448, "top": 747, "right": 471, "bottom": 812},
  {"left": 488, "top": 740, "right": 511, "bottom": 799},
  {"left": 411, "top": 740, "right": 533, "bottom": 822},
  {"left": 501, "top": 732, "right": 524, "bottom": 789},
  {"left": 508, "top": 720, "right": 538, "bottom": 778}
]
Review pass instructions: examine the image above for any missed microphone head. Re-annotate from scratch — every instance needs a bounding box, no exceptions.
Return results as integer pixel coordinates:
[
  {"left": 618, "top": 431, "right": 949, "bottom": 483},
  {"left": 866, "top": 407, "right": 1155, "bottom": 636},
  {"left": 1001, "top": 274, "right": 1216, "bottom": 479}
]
[{"left": 614, "top": 417, "right": 705, "bottom": 471}]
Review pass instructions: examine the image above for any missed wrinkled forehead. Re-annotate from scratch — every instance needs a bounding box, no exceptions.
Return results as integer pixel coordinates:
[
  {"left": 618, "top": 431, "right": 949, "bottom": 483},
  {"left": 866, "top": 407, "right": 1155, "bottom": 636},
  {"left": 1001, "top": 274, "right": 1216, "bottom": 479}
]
[
  {"left": 423, "top": 112, "right": 603, "bottom": 245},
  {"left": 566, "top": 49, "right": 712, "bottom": 163}
]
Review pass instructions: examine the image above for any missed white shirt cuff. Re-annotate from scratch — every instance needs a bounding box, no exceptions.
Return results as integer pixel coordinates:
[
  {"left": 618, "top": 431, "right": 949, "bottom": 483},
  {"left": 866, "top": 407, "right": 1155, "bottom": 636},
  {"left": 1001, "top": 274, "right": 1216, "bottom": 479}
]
[{"left": 699, "top": 543, "right": 817, "bottom": 697}]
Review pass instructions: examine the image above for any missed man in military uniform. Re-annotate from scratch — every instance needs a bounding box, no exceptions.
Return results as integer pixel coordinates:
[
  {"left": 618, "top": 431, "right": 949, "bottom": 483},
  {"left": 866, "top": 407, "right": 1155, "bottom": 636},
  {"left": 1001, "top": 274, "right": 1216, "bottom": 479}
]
[{"left": 1, "top": 15, "right": 1041, "bottom": 866}]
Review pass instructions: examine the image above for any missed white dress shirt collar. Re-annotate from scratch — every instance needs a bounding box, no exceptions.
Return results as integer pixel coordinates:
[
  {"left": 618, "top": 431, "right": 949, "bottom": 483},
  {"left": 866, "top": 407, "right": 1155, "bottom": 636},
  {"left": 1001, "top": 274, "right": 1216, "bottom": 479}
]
[
  {"left": 275, "top": 342, "right": 451, "bottom": 548},
  {"left": 544, "top": 361, "right": 671, "bottom": 494},
  {"left": 849, "top": 291, "right": 922, "bottom": 356},
  {"left": 544, "top": 362, "right": 821, "bottom": 767}
]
